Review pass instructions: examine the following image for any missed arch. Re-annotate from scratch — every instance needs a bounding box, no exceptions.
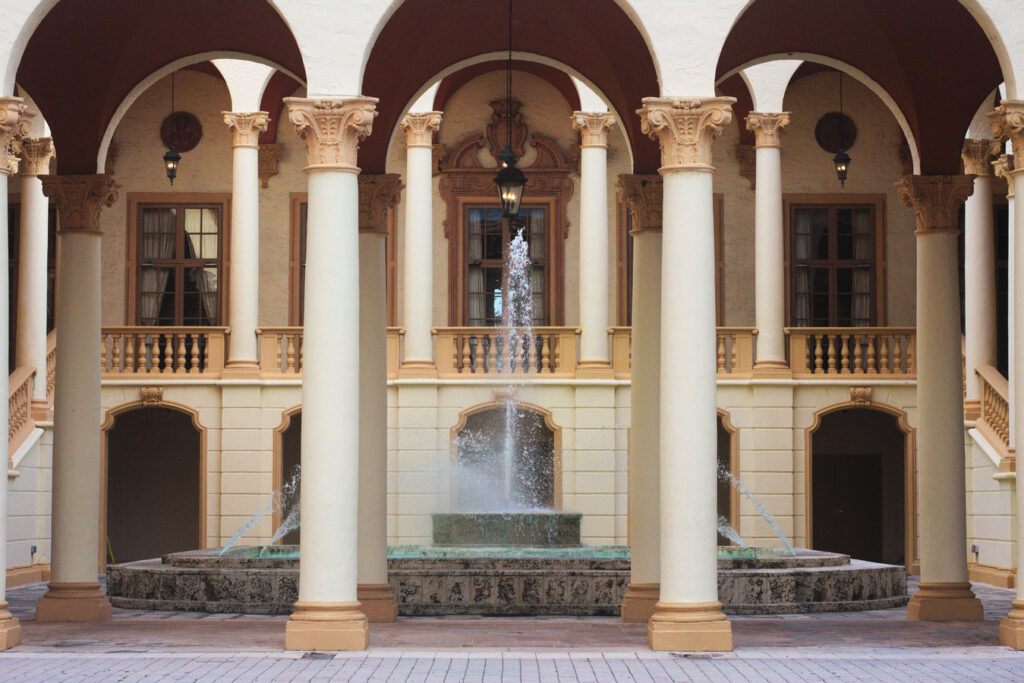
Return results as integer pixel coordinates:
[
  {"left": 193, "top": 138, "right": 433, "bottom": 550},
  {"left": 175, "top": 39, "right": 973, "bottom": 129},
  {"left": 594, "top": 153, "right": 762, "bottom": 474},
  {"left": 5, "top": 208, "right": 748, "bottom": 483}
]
[
  {"left": 717, "top": 409, "right": 741, "bottom": 543},
  {"left": 361, "top": 0, "right": 661, "bottom": 174},
  {"left": 804, "top": 400, "right": 917, "bottom": 569},
  {"left": 450, "top": 399, "right": 563, "bottom": 510},
  {"left": 957, "top": 0, "right": 1018, "bottom": 99},
  {"left": 272, "top": 405, "right": 303, "bottom": 545},
  {"left": 719, "top": 54, "right": 922, "bottom": 174},
  {"left": 100, "top": 398, "right": 206, "bottom": 565}
]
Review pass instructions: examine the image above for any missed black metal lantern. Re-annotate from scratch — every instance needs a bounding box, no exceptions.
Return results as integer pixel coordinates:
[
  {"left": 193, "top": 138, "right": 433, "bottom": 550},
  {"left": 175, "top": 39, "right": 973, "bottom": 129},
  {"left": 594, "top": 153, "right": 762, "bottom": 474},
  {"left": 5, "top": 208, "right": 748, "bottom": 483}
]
[
  {"left": 834, "top": 72, "right": 851, "bottom": 187},
  {"left": 833, "top": 149, "right": 850, "bottom": 187},
  {"left": 163, "top": 146, "right": 181, "bottom": 184},
  {"left": 493, "top": 0, "right": 525, "bottom": 217}
]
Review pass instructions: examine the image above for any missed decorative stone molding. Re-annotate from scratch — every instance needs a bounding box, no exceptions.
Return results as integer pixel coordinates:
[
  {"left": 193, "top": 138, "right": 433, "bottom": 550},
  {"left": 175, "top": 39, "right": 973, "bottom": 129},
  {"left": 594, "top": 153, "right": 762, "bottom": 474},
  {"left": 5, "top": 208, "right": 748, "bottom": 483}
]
[
  {"left": 400, "top": 112, "right": 442, "bottom": 148},
  {"left": 486, "top": 99, "right": 527, "bottom": 160},
  {"left": 19, "top": 137, "right": 55, "bottom": 177},
  {"left": 994, "top": 154, "right": 1016, "bottom": 198},
  {"left": 571, "top": 112, "right": 615, "bottom": 148},
  {"left": 358, "top": 174, "right": 403, "bottom": 234},
  {"left": 283, "top": 97, "right": 378, "bottom": 173},
  {"left": 258, "top": 143, "right": 283, "bottom": 188},
  {"left": 431, "top": 143, "right": 446, "bottom": 176},
  {"left": 616, "top": 174, "right": 662, "bottom": 233},
  {"left": 140, "top": 386, "right": 164, "bottom": 407},
  {"left": 735, "top": 144, "right": 756, "bottom": 189},
  {"left": 40, "top": 174, "right": 120, "bottom": 233},
  {"left": 5, "top": 146, "right": 20, "bottom": 176},
  {"left": 0, "top": 97, "right": 29, "bottom": 177},
  {"left": 895, "top": 175, "right": 975, "bottom": 235},
  {"left": 745, "top": 112, "right": 790, "bottom": 149},
  {"left": 637, "top": 96, "right": 735, "bottom": 171},
  {"left": 849, "top": 386, "right": 873, "bottom": 406},
  {"left": 222, "top": 111, "right": 270, "bottom": 148},
  {"left": 989, "top": 101, "right": 1024, "bottom": 163},
  {"left": 961, "top": 138, "right": 1002, "bottom": 177}
]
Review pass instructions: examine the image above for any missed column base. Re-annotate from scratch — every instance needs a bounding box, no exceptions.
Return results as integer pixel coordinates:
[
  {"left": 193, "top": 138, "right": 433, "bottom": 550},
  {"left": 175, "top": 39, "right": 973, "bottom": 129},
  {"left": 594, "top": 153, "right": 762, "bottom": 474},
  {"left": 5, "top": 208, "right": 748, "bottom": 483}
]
[
  {"left": 752, "top": 360, "right": 792, "bottom": 378},
  {"left": 357, "top": 584, "right": 397, "bottom": 622},
  {"left": 397, "top": 361, "right": 437, "bottom": 379},
  {"left": 223, "top": 360, "right": 261, "bottom": 379},
  {"left": 964, "top": 398, "right": 981, "bottom": 421},
  {"left": 999, "top": 601, "right": 1024, "bottom": 648},
  {"left": 906, "top": 581, "right": 983, "bottom": 621},
  {"left": 576, "top": 360, "right": 615, "bottom": 379},
  {"left": 285, "top": 601, "right": 368, "bottom": 651},
  {"left": 0, "top": 603, "right": 21, "bottom": 650},
  {"left": 648, "top": 601, "right": 733, "bottom": 652},
  {"left": 35, "top": 582, "right": 112, "bottom": 622},
  {"left": 620, "top": 583, "right": 659, "bottom": 622}
]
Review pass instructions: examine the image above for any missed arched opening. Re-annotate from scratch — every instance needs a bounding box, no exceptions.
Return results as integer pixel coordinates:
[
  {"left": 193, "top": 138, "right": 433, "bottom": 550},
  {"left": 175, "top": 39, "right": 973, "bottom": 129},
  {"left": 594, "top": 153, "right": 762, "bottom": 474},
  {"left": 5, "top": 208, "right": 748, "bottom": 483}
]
[
  {"left": 104, "top": 406, "right": 202, "bottom": 563},
  {"left": 809, "top": 406, "right": 909, "bottom": 565},
  {"left": 453, "top": 403, "right": 557, "bottom": 511},
  {"left": 273, "top": 408, "right": 302, "bottom": 546}
]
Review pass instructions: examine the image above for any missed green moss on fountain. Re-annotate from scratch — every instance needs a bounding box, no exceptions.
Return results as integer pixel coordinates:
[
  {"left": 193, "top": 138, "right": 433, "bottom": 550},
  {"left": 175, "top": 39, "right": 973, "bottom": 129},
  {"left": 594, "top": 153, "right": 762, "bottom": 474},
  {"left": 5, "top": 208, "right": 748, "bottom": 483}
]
[{"left": 431, "top": 512, "right": 582, "bottom": 547}]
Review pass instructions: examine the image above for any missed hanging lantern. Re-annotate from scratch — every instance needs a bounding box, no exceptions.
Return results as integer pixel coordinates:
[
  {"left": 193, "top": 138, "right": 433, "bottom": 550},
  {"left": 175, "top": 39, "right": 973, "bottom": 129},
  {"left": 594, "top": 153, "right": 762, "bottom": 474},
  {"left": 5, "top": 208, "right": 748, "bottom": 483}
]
[
  {"left": 833, "top": 149, "right": 850, "bottom": 187},
  {"left": 163, "top": 146, "right": 181, "bottom": 184},
  {"left": 833, "top": 71, "right": 851, "bottom": 187},
  {"left": 493, "top": 0, "right": 525, "bottom": 217}
]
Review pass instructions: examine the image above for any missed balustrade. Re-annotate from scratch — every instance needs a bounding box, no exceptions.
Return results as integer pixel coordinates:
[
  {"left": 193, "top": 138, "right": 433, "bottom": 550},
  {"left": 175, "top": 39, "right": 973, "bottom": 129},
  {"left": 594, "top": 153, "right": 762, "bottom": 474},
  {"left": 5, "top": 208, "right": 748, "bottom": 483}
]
[
  {"left": 787, "top": 328, "right": 916, "bottom": 377},
  {"left": 716, "top": 328, "right": 755, "bottom": 377},
  {"left": 8, "top": 366, "right": 35, "bottom": 462},
  {"left": 434, "top": 327, "right": 580, "bottom": 377},
  {"left": 100, "top": 327, "right": 227, "bottom": 376},
  {"left": 975, "top": 364, "right": 1013, "bottom": 469}
]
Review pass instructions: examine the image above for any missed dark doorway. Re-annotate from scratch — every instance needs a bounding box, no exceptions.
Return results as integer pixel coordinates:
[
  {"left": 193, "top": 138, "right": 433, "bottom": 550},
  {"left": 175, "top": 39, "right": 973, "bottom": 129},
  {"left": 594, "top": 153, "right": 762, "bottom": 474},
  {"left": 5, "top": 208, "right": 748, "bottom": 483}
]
[
  {"left": 717, "top": 416, "right": 734, "bottom": 545},
  {"left": 106, "top": 407, "right": 201, "bottom": 563},
  {"left": 811, "top": 408, "right": 905, "bottom": 564},
  {"left": 280, "top": 413, "right": 301, "bottom": 545}
]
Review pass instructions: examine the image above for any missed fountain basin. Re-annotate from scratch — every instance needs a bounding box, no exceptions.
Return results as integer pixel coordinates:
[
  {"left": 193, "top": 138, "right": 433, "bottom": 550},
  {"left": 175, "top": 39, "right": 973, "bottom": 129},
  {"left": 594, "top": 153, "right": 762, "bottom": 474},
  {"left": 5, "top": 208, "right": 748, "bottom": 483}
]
[
  {"left": 431, "top": 512, "right": 582, "bottom": 547},
  {"left": 107, "top": 546, "right": 907, "bottom": 616}
]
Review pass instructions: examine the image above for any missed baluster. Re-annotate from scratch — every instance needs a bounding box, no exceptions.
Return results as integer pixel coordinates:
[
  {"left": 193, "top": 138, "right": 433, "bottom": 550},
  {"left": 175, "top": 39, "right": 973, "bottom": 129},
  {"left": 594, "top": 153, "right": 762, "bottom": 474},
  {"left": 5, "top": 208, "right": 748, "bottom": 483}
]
[
  {"left": 813, "top": 335, "right": 824, "bottom": 373},
  {"left": 851, "top": 334, "right": 861, "bottom": 373},
  {"left": 189, "top": 335, "right": 201, "bottom": 374},
  {"left": 487, "top": 335, "right": 498, "bottom": 373},
  {"left": 473, "top": 335, "right": 485, "bottom": 374},
  {"left": 905, "top": 335, "right": 915, "bottom": 375},
  {"left": 452, "top": 335, "right": 462, "bottom": 373},
  {"left": 286, "top": 335, "right": 298, "bottom": 373},
  {"left": 717, "top": 335, "right": 726, "bottom": 373},
  {"left": 125, "top": 334, "right": 136, "bottom": 373},
  {"left": 893, "top": 335, "right": 903, "bottom": 374},
  {"left": 175, "top": 334, "right": 186, "bottom": 373},
  {"left": 461, "top": 336, "right": 471, "bottom": 374},
  {"left": 877, "top": 335, "right": 889, "bottom": 373},
  {"left": 204, "top": 334, "right": 211, "bottom": 372},
  {"left": 541, "top": 335, "right": 551, "bottom": 373},
  {"left": 729, "top": 334, "right": 738, "bottom": 373},
  {"left": 275, "top": 333, "right": 284, "bottom": 372},
  {"left": 162, "top": 334, "right": 174, "bottom": 374},
  {"left": 100, "top": 334, "right": 108, "bottom": 373},
  {"left": 865, "top": 335, "right": 876, "bottom": 374},
  {"left": 827, "top": 335, "right": 838, "bottom": 373}
]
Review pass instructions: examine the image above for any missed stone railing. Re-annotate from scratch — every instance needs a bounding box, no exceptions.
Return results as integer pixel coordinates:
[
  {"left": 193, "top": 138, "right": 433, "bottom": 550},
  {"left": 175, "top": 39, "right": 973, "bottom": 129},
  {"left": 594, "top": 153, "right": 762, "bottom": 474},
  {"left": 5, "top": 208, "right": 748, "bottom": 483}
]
[
  {"left": 787, "top": 328, "right": 916, "bottom": 378},
  {"left": 610, "top": 327, "right": 632, "bottom": 379},
  {"left": 387, "top": 327, "right": 404, "bottom": 379},
  {"left": 975, "top": 364, "right": 1013, "bottom": 470},
  {"left": 100, "top": 327, "right": 228, "bottom": 376},
  {"left": 434, "top": 327, "right": 581, "bottom": 378},
  {"left": 8, "top": 365, "right": 36, "bottom": 463},
  {"left": 45, "top": 330, "right": 56, "bottom": 403},
  {"left": 716, "top": 327, "right": 755, "bottom": 377},
  {"left": 258, "top": 327, "right": 304, "bottom": 376}
]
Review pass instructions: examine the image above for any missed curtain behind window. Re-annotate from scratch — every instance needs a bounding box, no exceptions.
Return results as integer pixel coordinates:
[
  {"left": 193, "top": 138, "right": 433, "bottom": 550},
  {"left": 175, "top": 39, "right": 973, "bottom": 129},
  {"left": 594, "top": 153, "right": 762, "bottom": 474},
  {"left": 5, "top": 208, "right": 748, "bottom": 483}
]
[{"left": 140, "top": 209, "right": 176, "bottom": 325}]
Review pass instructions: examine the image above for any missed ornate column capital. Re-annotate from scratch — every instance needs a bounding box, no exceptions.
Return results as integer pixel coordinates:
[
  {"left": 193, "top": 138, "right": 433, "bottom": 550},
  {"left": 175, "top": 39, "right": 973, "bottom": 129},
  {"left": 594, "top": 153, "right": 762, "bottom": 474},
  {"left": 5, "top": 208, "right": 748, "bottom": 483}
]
[
  {"left": 993, "top": 154, "right": 1016, "bottom": 198},
  {"left": 637, "top": 96, "right": 734, "bottom": 172},
  {"left": 0, "top": 97, "right": 30, "bottom": 177},
  {"left": 895, "top": 175, "right": 975, "bottom": 235},
  {"left": 222, "top": 111, "right": 270, "bottom": 148},
  {"left": 400, "top": 112, "right": 442, "bottom": 148},
  {"left": 616, "top": 174, "right": 662, "bottom": 233},
  {"left": 258, "top": 143, "right": 283, "bottom": 188},
  {"left": 358, "top": 173, "right": 403, "bottom": 234},
  {"left": 284, "top": 97, "right": 378, "bottom": 173},
  {"left": 961, "top": 138, "right": 1002, "bottom": 177},
  {"left": 989, "top": 101, "right": 1024, "bottom": 164},
  {"left": 745, "top": 112, "right": 790, "bottom": 148},
  {"left": 40, "top": 174, "right": 120, "bottom": 234},
  {"left": 19, "top": 137, "right": 55, "bottom": 177},
  {"left": 571, "top": 112, "right": 616, "bottom": 148}
]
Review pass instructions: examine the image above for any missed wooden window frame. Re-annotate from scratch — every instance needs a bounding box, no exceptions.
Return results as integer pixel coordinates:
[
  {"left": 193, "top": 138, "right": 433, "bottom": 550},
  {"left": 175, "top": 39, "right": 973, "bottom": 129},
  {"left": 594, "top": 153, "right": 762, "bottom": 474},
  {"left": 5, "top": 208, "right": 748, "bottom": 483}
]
[
  {"left": 783, "top": 193, "right": 888, "bottom": 327},
  {"left": 289, "top": 193, "right": 398, "bottom": 325},
  {"left": 125, "top": 193, "right": 231, "bottom": 326}
]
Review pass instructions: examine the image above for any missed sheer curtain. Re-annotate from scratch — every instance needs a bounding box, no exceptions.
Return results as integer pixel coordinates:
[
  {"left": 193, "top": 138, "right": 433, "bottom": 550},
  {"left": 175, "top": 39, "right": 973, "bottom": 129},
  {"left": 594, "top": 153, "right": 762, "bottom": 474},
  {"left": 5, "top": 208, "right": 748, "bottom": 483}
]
[
  {"left": 793, "top": 210, "right": 811, "bottom": 325},
  {"left": 140, "top": 209, "right": 175, "bottom": 325},
  {"left": 852, "top": 209, "right": 872, "bottom": 325},
  {"left": 185, "top": 209, "right": 219, "bottom": 324}
]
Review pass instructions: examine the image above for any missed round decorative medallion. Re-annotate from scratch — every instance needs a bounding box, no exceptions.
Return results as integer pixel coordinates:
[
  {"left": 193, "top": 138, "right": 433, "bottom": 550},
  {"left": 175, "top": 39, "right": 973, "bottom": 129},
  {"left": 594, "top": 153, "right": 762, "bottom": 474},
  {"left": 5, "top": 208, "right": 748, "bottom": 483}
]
[
  {"left": 160, "top": 111, "right": 203, "bottom": 153},
  {"left": 814, "top": 112, "right": 857, "bottom": 153}
]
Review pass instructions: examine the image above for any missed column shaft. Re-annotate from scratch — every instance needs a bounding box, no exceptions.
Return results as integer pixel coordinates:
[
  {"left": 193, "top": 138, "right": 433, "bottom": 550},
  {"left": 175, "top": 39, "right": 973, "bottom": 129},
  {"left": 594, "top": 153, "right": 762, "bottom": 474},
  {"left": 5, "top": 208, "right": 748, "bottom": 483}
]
[
  {"left": 1004, "top": 168, "right": 1024, "bottom": 645},
  {"left": 16, "top": 173, "right": 50, "bottom": 404}
]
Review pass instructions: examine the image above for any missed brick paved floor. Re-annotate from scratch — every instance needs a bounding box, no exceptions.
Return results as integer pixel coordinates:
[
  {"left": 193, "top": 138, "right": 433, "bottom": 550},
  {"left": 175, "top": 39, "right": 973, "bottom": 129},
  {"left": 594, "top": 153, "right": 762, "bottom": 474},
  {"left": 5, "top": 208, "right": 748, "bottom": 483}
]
[{"left": 1, "top": 576, "right": 1023, "bottom": 680}]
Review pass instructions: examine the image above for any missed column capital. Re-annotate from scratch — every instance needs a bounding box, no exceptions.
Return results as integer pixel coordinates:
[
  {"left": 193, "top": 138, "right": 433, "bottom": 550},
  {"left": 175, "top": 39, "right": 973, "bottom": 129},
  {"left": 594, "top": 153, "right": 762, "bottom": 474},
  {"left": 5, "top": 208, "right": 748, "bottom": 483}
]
[
  {"left": 989, "top": 101, "right": 1024, "bottom": 163},
  {"left": 745, "top": 112, "right": 790, "bottom": 148},
  {"left": 637, "top": 96, "right": 734, "bottom": 172},
  {"left": 993, "top": 154, "right": 1016, "bottom": 198},
  {"left": 961, "top": 138, "right": 1001, "bottom": 177},
  {"left": 0, "top": 97, "right": 30, "bottom": 177},
  {"left": 40, "top": 174, "right": 120, "bottom": 234},
  {"left": 284, "top": 97, "right": 378, "bottom": 173},
  {"left": 222, "top": 111, "right": 270, "bottom": 148},
  {"left": 399, "top": 112, "right": 442, "bottom": 148},
  {"left": 19, "top": 137, "right": 55, "bottom": 177},
  {"left": 616, "top": 174, "right": 662, "bottom": 233},
  {"left": 358, "top": 173, "right": 403, "bottom": 234},
  {"left": 895, "top": 174, "right": 975, "bottom": 235},
  {"left": 571, "top": 112, "right": 615, "bottom": 148}
]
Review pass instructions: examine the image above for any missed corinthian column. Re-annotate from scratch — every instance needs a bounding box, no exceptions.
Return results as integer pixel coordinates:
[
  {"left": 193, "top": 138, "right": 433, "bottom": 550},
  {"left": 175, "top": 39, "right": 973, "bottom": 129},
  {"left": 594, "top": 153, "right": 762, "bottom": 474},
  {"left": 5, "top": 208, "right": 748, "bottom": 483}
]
[
  {"left": 283, "top": 96, "right": 378, "bottom": 651},
  {"left": 398, "top": 112, "right": 442, "bottom": 377},
  {"left": 638, "top": 96, "right": 735, "bottom": 652},
  {"left": 0, "top": 95, "right": 28, "bottom": 648},
  {"left": 222, "top": 112, "right": 269, "bottom": 374},
  {"left": 36, "top": 173, "right": 120, "bottom": 623},
  {"left": 616, "top": 174, "right": 662, "bottom": 622},
  {"left": 896, "top": 174, "right": 983, "bottom": 622},
  {"left": 572, "top": 112, "right": 616, "bottom": 377},
  {"left": 991, "top": 101, "right": 1024, "bottom": 647},
  {"left": 356, "top": 173, "right": 402, "bottom": 622},
  {"left": 745, "top": 112, "right": 791, "bottom": 375}
]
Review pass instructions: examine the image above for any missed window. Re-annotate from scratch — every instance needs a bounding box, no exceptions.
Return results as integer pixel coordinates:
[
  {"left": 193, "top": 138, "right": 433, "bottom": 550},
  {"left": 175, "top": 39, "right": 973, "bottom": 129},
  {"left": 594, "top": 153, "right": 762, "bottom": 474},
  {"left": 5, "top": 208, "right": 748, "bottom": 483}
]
[
  {"left": 465, "top": 206, "right": 547, "bottom": 327},
  {"left": 128, "top": 198, "right": 226, "bottom": 326},
  {"left": 788, "top": 202, "right": 879, "bottom": 327},
  {"left": 8, "top": 203, "right": 58, "bottom": 367}
]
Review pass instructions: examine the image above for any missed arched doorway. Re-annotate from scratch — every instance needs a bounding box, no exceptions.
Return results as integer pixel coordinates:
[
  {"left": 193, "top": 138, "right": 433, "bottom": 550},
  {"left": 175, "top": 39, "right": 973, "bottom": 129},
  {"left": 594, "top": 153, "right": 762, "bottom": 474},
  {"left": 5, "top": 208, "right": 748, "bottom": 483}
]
[
  {"left": 275, "top": 410, "right": 302, "bottom": 546},
  {"left": 104, "top": 406, "right": 202, "bottom": 563},
  {"left": 809, "top": 406, "right": 910, "bottom": 565}
]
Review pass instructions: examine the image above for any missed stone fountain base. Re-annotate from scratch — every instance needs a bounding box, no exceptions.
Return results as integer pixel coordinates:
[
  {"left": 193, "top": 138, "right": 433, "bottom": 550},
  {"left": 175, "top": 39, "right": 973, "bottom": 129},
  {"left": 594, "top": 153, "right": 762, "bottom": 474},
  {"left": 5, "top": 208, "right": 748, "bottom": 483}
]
[
  {"left": 431, "top": 512, "right": 582, "bottom": 547},
  {"left": 107, "top": 546, "right": 907, "bottom": 617}
]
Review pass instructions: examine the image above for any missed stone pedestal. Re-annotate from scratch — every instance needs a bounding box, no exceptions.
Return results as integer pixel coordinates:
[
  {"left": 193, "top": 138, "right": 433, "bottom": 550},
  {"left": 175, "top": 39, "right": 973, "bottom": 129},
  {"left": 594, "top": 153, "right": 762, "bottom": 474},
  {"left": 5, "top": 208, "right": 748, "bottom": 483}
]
[
  {"left": 620, "top": 583, "right": 659, "bottom": 622},
  {"left": 35, "top": 582, "right": 113, "bottom": 622},
  {"left": 357, "top": 584, "right": 398, "bottom": 623},
  {"left": 906, "top": 582, "right": 984, "bottom": 621},
  {"left": 285, "top": 602, "right": 368, "bottom": 651},
  {"left": 647, "top": 601, "right": 733, "bottom": 652}
]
